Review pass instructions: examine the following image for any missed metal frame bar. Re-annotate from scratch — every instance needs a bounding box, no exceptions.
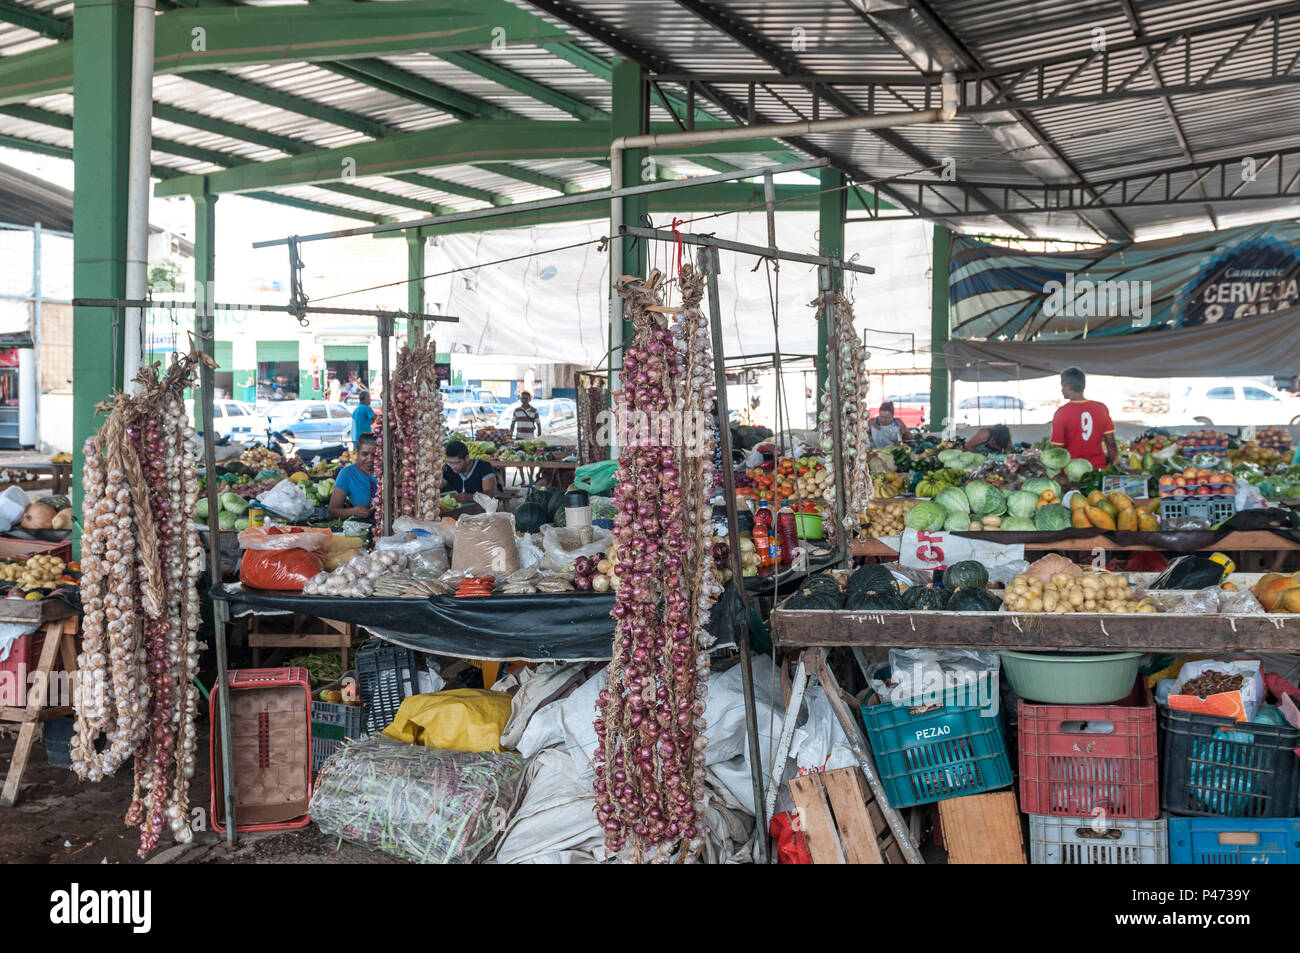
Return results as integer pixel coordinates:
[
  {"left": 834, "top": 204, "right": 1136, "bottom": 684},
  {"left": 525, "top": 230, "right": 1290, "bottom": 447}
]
[
  {"left": 251, "top": 156, "right": 830, "bottom": 247},
  {"left": 619, "top": 225, "right": 875, "bottom": 275}
]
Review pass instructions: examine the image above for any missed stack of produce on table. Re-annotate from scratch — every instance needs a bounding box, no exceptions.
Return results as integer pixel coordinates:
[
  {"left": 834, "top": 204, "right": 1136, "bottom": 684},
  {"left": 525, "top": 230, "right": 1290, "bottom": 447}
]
[
  {"left": 467, "top": 441, "right": 497, "bottom": 460},
  {"left": 72, "top": 355, "right": 205, "bottom": 858},
  {"left": 1250, "top": 572, "right": 1300, "bottom": 612},
  {"left": 872, "top": 472, "right": 905, "bottom": 498},
  {"left": 1156, "top": 466, "right": 1235, "bottom": 499},
  {"left": 859, "top": 498, "right": 920, "bottom": 536},
  {"left": 496, "top": 440, "right": 554, "bottom": 462},
  {"left": 17, "top": 494, "right": 73, "bottom": 531},
  {"left": 782, "top": 561, "right": 1001, "bottom": 612},
  {"left": 743, "top": 455, "right": 832, "bottom": 503},
  {"left": 596, "top": 267, "right": 720, "bottom": 861},
  {"left": 1003, "top": 556, "right": 1155, "bottom": 613},
  {"left": 0, "top": 553, "right": 79, "bottom": 601},
  {"left": 377, "top": 334, "right": 446, "bottom": 521},
  {"left": 912, "top": 467, "right": 966, "bottom": 499},
  {"left": 474, "top": 427, "right": 513, "bottom": 446},
  {"left": 1176, "top": 429, "right": 1230, "bottom": 456},
  {"left": 1254, "top": 426, "right": 1292, "bottom": 453},
  {"left": 1069, "top": 490, "right": 1160, "bottom": 531},
  {"left": 812, "top": 289, "right": 873, "bottom": 532}
]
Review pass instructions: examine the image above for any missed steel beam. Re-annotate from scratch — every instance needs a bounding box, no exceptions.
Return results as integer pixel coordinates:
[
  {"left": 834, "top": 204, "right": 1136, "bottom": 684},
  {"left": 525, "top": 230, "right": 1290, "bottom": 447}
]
[
  {"left": 930, "top": 225, "right": 951, "bottom": 427},
  {"left": 0, "top": 1, "right": 70, "bottom": 40},
  {"left": 0, "top": 0, "right": 567, "bottom": 105},
  {"left": 438, "top": 50, "right": 608, "bottom": 122},
  {"left": 406, "top": 231, "right": 425, "bottom": 347},
  {"left": 816, "top": 166, "right": 845, "bottom": 401},
  {"left": 320, "top": 59, "right": 515, "bottom": 122}
]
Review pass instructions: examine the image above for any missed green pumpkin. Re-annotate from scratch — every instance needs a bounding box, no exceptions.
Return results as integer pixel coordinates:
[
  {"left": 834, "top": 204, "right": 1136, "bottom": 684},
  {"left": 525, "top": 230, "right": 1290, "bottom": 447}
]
[
  {"left": 944, "top": 560, "right": 989, "bottom": 591},
  {"left": 513, "top": 502, "right": 551, "bottom": 534},
  {"left": 846, "top": 564, "right": 899, "bottom": 595},
  {"left": 800, "top": 574, "right": 843, "bottom": 598},
  {"left": 946, "top": 587, "right": 1002, "bottom": 612},
  {"left": 785, "top": 587, "right": 843, "bottom": 610},
  {"left": 901, "top": 584, "right": 951, "bottom": 610},
  {"left": 844, "top": 589, "right": 905, "bottom": 611}
]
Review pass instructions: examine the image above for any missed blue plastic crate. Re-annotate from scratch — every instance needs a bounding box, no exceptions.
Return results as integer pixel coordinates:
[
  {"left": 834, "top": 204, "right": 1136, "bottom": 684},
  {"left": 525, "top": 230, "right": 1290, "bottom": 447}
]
[
  {"left": 1168, "top": 817, "right": 1300, "bottom": 864},
  {"left": 861, "top": 699, "right": 1013, "bottom": 809}
]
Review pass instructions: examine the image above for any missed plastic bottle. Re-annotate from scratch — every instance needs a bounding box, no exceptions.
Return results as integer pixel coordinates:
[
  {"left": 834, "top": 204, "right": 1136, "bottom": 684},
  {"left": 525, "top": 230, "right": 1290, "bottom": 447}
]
[
  {"left": 754, "top": 501, "right": 775, "bottom": 567},
  {"left": 776, "top": 504, "right": 797, "bottom": 565}
]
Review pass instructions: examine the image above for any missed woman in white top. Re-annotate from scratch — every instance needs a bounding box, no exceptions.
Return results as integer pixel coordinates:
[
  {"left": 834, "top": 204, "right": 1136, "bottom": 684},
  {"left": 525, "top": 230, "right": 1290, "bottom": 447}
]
[{"left": 868, "top": 401, "right": 913, "bottom": 449}]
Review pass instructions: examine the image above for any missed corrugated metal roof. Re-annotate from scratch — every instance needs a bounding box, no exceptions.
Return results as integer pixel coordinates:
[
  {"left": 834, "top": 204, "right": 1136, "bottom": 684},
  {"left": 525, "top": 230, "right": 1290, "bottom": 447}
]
[{"left": 0, "top": 0, "right": 1294, "bottom": 236}]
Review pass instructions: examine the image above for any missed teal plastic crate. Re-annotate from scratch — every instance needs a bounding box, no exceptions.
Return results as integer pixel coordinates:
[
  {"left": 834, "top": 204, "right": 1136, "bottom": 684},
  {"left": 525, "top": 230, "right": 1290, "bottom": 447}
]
[
  {"left": 861, "top": 700, "right": 1013, "bottom": 809},
  {"left": 1168, "top": 817, "right": 1300, "bottom": 864}
]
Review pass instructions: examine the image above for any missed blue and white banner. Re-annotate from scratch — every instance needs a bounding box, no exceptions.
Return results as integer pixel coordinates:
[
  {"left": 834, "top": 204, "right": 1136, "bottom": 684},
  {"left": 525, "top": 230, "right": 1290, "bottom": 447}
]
[{"left": 951, "top": 222, "right": 1300, "bottom": 340}]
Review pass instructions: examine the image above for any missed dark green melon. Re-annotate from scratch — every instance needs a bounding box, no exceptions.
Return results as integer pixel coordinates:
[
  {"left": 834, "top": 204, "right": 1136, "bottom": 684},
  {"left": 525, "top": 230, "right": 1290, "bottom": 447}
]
[
  {"left": 784, "top": 587, "right": 843, "bottom": 611},
  {"left": 946, "top": 587, "right": 1002, "bottom": 611},
  {"left": 800, "top": 573, "right": 842, "bottom": 597},
  {"left": 844, "top": 589, "right": 905, "bottom": 611},
  {"left": 901, "top": 584, "right": 951, "bottom": 610},
  {"left": 846, "top": 563, "right": 899, "bottom": 595},
  {"left": 944, "top": 560, "right": 989, "bottom": 590}
]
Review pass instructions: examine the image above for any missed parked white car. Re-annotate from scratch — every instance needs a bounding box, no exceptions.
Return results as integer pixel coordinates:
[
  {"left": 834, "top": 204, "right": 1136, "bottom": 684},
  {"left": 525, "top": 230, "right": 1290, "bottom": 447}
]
[
  {"left": 443, "top": 402, "right": 499, "bottom": 434},
  {"left": 953, "top": 394, "right": 1051, "bottom": 427},
  {"left": 495, "top": 398, "right": 578, "bottom": 437},
  {"left": 1171, "top": 379, "right": 1300, "bottom": 426}
]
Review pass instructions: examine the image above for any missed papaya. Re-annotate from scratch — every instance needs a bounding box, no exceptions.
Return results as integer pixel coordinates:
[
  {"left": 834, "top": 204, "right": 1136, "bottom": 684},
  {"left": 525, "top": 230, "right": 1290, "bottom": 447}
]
[
  {"left": 1088, "top": 490, "right": 1106, "bottom": 505},
  {"left": 1072, "top": 508, "right": 1092, "bottom": 529},
  {"left": 1141, "top": 451, "right": 1155, "bottom": 470},
  {"left": 1109, "top": 492, "right": 1135, "bottom": 511},
  {"left": 1117, "top": 508, "right": 1137, "bottom": 532},
  {"left": 1278, "top": 587, "right": 1300, "bottom": 614},
  {"left": 1069, "top": 493, "right": 1088, "bottom": 511},
  {"left": 1095, "top": 498, "right": 1119, "bottom": 520},
  {"left": 1254, "top": 572, "right": 1287, "bottom": 597},
  {"left": 1137, "top": 511, "right": 1160, "bottom": 533},
  {"left": 1085, "top": 506, "right": 1117, "bottom": 530},
  {"left": 1258, "top": 575, "right": 1300, "bottom": 612}
]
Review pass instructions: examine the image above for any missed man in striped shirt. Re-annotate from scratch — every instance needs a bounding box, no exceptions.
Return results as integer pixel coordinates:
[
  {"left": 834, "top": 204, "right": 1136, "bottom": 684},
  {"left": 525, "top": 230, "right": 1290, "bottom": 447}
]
[{"left": 512, "top": 391, "right": 541, "bottom": 440}]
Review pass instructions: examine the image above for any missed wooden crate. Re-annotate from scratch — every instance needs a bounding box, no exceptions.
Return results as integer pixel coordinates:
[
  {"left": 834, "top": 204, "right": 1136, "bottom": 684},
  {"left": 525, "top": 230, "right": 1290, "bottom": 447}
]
[
  {"left": 937, "top": 791, "right": 1026, "bottom": 864},
  {"left": 787, "top": 767, "right": 906, "bottom": 864}
]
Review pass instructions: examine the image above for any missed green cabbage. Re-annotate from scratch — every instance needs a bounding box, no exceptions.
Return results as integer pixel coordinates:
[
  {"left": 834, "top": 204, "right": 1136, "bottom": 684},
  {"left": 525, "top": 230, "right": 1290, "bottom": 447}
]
[
  {"left": 935, "top": 486, "right": 971, "bottom": 515},
  {"left": 217, "top": 510, "right": 239, "bottom": 530},
  {"left": 1034, "top": 502, "right": 1072, "bottom": 531},
  {"left": 1001, "top": 516, "right": 1037, "bottom": 531},
  {"left": 196, "top": 497, "right": 209, "bottom": 520},
  {"left": 938, "top": 449, "right": 963, "bottom": 466},
  {"left": 219, "top": 492, "right": 247, "bottom": 515},
  {"left": 1006, "top": 490, "right": 1039, "bottom": 519},
  {"left": 1064, "top": 458, "right": 1093, "bottom": 482},
  {"left": 1021, "top": 477, "right": 1061, "bottom": 500},
  {"left": 944, "top": 510, "right": 972, "bottom": 532},
  {"left": 905, "top": 501, "right": 947, "bottom": 531},
  {"left": 964, "top": 481, "right": 1005, "bottom": 517},
  {"left": 1041, "top": 447, "right": 1071, "bottom": 470}
]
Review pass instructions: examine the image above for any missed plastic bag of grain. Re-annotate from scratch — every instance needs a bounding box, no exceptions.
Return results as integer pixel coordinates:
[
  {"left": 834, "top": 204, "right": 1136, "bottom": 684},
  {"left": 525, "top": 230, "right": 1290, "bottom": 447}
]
[
  {"left": 310, "top": 735, "right": 524, "bottom": 864},
  {"left": 451, "top": 511, "right": 520, "bottom": 575}
]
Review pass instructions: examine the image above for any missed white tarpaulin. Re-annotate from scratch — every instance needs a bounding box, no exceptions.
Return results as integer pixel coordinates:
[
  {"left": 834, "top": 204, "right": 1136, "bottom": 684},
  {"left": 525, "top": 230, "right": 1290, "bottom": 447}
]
[{"left": 425, "top": 213, "right": 932, "bottom": 366}]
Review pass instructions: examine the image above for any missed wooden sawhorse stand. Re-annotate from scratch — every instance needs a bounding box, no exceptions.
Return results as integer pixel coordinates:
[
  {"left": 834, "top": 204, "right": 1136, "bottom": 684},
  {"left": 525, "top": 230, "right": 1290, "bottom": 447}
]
[
  {"left": 1, "top": 605, "right": 79, "bottom": 807},
  {"left": 247, "top": 613, "right": 355, "bottom": 671}
]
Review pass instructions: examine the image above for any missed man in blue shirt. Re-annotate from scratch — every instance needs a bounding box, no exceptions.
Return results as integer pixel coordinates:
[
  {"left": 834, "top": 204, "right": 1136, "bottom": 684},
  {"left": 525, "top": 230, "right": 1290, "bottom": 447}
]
[
  {"left": 328, "top": 433, "right": 377, "bottom": 519},
  {"left": 351, "top": 391, "right": 377, "bottom": 445}
]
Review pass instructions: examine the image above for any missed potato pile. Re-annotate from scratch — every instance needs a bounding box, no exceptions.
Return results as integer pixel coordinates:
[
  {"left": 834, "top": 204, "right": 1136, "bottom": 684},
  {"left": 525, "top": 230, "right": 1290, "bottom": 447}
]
[
  {"left": 1003, "top": 569, "right": 1157, "bottom": 614},
  {"left": 859, "top": 499, "right": 917, "bottom": 536},
  {"left": 0, "top": 554, "right": 66, "bottom": 586}
]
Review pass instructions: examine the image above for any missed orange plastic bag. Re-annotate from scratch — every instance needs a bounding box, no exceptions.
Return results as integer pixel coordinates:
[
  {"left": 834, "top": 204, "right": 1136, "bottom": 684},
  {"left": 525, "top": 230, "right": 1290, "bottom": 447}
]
[
  {"left": 240, "top": 548, "right": 324, "bottom": 591},
  {"left": 1167, "top": 659, "right": 1264, "bottom": 722}
]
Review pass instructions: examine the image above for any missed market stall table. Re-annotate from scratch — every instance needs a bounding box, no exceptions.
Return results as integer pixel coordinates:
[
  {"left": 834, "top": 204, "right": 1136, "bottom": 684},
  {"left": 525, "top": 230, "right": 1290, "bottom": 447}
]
[
  {"left": 490, "top": 458, "right": 577, "bottom": 489},
  {"left": 211, "top": 581, "right": 744, "bottom": 664},
  {"left": 0, "top": 598, "right": 79, "bottom": 806},
  {"left": 852, "top": 529, "right": 1300, "bottom": 557}
]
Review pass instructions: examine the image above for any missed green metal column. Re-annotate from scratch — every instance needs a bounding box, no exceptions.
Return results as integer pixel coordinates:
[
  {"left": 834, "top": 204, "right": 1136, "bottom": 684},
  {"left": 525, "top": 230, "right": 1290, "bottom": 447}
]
[
  {"left": 612, "top": 58, "right": 646, "bottom": 340},
  {"left": 930, "top": 225, "right": 953, "bottom": 430},
  {"left": 72, "top": 0, "right": 133, "bottom": 527},
  {"left": 816, "top": 167, "right": 846, "bottom": 401},
  {"left": 194, "top": 191, "right": 218, "bottom": 428},
  {"left": 406, "top": 229, "right": 425, "bottom": 347}
]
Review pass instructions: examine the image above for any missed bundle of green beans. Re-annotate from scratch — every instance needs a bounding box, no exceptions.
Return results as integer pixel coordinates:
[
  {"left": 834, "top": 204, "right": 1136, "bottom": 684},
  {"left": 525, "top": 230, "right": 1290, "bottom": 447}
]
[{"left": 309, "top": 736, "right": 524, "bottom": 864}]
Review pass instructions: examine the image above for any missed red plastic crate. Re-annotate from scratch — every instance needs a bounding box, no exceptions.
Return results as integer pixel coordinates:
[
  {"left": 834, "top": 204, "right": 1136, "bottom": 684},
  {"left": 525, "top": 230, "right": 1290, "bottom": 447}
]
[
  {"left": 210, "top": 667, "right": 313, "bottom": 835},
  {"left": 0, "top": 629, "right": 63, "bottom": 700},
  {"left": 1018, "top": 678, "right": 1159, "bottom": 821}
]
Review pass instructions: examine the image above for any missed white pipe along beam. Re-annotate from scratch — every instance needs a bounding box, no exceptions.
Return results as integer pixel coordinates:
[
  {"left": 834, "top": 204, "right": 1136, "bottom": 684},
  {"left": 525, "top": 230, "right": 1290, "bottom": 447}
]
[{"left": 123, "top": 0, "right": 156, "bottom": 394}]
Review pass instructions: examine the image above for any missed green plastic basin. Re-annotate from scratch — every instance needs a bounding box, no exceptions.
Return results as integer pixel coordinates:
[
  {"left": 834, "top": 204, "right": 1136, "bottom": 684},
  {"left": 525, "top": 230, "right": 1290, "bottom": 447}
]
[
  {"left": 998, "top": 650, "right": 1142, "bottom": 704},
  {"left": 794, "top": 512, "right": 824, "bottom": 540}
]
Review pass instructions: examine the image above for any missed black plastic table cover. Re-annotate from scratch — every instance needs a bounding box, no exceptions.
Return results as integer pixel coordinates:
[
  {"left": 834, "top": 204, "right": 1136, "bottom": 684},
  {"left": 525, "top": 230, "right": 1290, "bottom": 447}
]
[{"left": 210, "top": 582, "right": 744, "bottom": 663}]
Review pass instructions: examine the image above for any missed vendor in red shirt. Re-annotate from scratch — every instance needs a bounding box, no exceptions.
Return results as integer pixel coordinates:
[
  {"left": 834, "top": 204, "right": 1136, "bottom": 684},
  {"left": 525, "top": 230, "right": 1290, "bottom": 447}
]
[{"left": 1050, "top": 366, "right": 1118, "bottom": 469}]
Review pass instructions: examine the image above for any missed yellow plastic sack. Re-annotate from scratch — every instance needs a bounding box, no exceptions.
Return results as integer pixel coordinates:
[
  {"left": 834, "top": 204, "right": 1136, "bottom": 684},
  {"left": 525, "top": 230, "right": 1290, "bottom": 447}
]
[{"left": 381, "top": 689, "right": 513, "bottom": 753}]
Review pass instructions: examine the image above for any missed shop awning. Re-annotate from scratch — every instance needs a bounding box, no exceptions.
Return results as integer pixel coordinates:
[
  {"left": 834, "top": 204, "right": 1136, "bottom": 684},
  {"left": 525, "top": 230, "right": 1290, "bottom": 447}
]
[{"left": 943, "top": 306, "right": 1300, "bottom": 382}]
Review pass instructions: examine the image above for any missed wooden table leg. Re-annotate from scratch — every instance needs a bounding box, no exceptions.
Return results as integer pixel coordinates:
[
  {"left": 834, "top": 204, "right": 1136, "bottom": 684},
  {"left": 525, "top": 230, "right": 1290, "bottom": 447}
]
[{"left": 1, "top": 619, "right": 65, "bottom": 807}]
